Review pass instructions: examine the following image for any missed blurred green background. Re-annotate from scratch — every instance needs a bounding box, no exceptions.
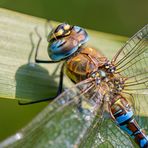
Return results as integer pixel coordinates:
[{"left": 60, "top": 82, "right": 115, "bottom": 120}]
[
  {"left": 0, "top": 0, "right": 148, "bottom": 36},
  {"left": 0, "top": 0, "right": 148, "bottom": 142}
]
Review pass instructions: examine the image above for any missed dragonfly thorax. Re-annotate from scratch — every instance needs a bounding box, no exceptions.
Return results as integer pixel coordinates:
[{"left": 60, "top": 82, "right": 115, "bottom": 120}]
[{"left": 65, "top": 46, "right": 108, "bottom": 83}]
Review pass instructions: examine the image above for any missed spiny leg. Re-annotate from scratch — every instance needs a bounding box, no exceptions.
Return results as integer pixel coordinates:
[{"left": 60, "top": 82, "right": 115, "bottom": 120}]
[{"left": 34, "top": 26, "right": 59, "bottom": 64}]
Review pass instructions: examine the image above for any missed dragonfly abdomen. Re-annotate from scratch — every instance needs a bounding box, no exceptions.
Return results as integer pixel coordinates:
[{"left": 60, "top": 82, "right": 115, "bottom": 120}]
[{"left": 110, "top": 96, "right": 148, "bottom": 148}]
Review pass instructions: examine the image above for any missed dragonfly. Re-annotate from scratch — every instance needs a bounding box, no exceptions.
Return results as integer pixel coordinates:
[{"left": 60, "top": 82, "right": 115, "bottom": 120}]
[{"left": 1, "top": 24, "right": 148, "bottom": 148}]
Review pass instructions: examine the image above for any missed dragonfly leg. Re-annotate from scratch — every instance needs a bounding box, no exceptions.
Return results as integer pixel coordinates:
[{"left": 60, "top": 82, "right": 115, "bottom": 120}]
[
  {"left": 34, "top": 26, "right": 59, "bottom": 64},
  {"left": 18, "top": 63, "right": 65, "bottom": 105}
]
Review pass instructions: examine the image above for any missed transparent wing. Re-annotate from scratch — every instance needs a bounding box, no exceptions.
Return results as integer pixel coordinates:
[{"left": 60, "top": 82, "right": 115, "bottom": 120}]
[
  {"left": 0, "top": 78, "right": 105, "bottom": 148},
  {"left": 111, "top": 25, "right": 148, "bottom": 143},
  {"left": 131, "top": 94, "right": 148, "bottom": 133},
  {"left": 79, "top": 112, "right": 137, "bottom": 148},
  {"left": 98, "top": 119, "right": 137, "bottom": 148},
  {"left": 111, "top": 25, "right": 148, "bottom": 116},
  {"left": 112, "top": 24, "right": 148, "bottom": 95}
]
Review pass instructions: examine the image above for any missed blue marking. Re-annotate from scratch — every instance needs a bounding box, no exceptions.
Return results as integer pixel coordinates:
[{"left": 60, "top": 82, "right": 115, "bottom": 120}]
[
  {"left": 116, "top": 110, "right": 133, "bottom": 124},
  {"left": 50, "top": 39, "right": 66, "bottom": 53},
  {"left": 120, "top": 124, "right": 133, "bottom": 136},
  {"left": 140, "top": 137, "right": 148, "bottom": 147},
  {"left": 48, "top": 38, "right": 88, "bottom": 61},
  {"left": 49, "top": 46, "right": 78, "bottom": 61}
]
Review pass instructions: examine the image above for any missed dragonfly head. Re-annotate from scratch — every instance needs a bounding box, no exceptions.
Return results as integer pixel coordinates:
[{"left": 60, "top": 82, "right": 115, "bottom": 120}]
[{"left": 47, "top": 23, "right": 89, "bottom": 61}]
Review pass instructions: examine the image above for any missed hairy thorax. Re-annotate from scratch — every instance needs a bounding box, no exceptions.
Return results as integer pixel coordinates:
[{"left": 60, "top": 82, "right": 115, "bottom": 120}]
[{"left": 65, "top": 46, "right": 108, "bottom": 83}]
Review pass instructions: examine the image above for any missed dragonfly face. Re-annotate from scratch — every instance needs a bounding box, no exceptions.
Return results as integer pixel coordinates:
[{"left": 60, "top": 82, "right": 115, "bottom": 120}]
[{"left": 47, "top": 23, "right": 88, "bottom": 61}]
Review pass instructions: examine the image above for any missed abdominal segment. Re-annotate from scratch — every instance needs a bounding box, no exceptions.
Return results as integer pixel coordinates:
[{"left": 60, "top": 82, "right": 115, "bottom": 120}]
[{"left": 110, "top": 96, "right": 148, "bottom": 148}]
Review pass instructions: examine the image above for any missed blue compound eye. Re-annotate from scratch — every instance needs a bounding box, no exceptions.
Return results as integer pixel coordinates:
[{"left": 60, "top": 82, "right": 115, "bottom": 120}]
[{"left": 47, "top": 23, "right": 89, "bottom": 61}]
